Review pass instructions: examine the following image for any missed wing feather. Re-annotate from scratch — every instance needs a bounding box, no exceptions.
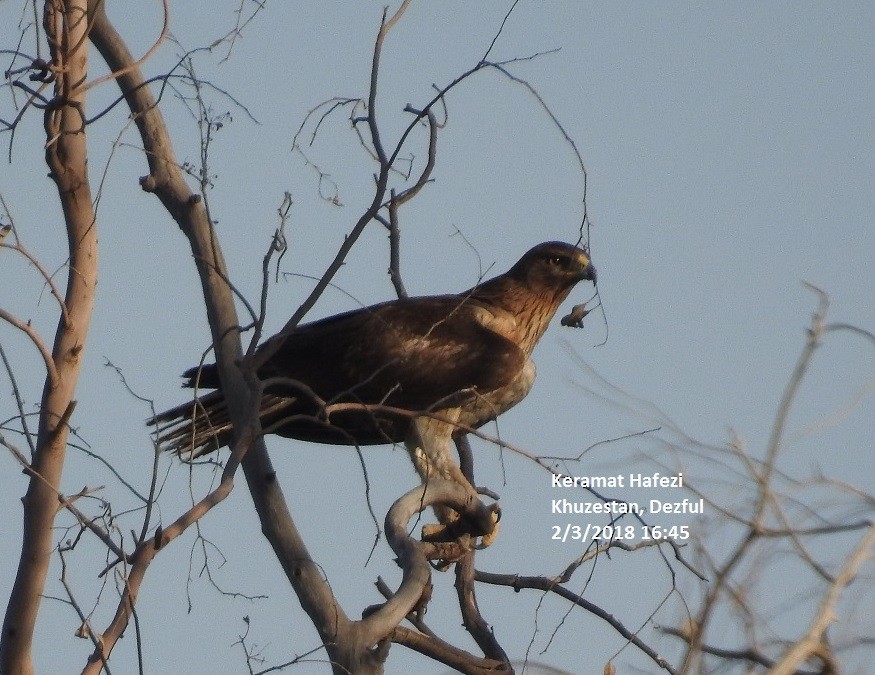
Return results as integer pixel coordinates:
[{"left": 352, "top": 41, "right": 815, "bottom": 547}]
[{"left": 256, "top": 296, "right": 525, "bottom": 410}]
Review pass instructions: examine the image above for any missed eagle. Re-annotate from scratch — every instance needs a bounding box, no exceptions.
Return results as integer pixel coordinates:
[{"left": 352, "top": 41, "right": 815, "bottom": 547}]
[{"left": 151, "top": 241, "right": 595, "bottom": 527}]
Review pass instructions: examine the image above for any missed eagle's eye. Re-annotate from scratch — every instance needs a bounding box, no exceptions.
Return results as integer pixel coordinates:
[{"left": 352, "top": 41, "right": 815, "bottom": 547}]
[{"left": 547, "top": 256, "right": 563, "bottom": 266}]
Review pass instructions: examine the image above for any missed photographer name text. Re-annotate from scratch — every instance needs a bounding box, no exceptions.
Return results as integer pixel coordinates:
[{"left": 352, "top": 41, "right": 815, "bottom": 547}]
[
  {"left": 551, "top": 471, "right": 703, "bottom": 520},
  {"left": 552, "top": 471, "right": 684, "bottom": 489}
]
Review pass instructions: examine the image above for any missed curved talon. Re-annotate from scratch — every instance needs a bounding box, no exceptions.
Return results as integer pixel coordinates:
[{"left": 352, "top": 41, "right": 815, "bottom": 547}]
[
  {"left": 421, "top": 522, "right": 450, "bottom": 541},
  {"left": 422, "top": 502, "right": 502, "bottom": 555},
  {"left": 475, "top": 505, "right": 502, "bottom": 549}
]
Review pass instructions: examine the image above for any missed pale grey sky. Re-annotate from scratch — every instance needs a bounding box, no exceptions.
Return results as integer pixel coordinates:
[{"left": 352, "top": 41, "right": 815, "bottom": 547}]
[{"left": 1, "top": 2, "right": 873, "bottom": 673}]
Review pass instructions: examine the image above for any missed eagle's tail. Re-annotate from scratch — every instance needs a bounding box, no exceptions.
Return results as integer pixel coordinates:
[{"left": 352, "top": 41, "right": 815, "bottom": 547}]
[
  {"left": 149, "top": 393, "right": 303, "bottom": 458},
  {"left": 149, "top": 392, "right": 232, "bottom": 458}
]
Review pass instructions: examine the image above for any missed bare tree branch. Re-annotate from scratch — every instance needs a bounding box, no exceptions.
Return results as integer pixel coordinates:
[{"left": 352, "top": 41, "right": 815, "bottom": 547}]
[
  {"left": 1, "top": 2, "right": 99, "bottom": 671},
  {"left": 768, "top": 525, "right": 875, "bottom": 675}
]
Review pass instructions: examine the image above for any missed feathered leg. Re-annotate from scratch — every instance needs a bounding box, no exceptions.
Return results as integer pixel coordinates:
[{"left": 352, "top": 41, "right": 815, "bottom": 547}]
[{"left": 405, "top": 411, "right": 498, "bottom": 550}]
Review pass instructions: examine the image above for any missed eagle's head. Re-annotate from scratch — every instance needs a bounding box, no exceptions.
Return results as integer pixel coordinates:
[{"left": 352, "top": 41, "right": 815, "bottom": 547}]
[
  {"left": 465, "top": 241, "right": 597, "bottom": 352},
  {"left": 510, "top": 241, "right": 596, "bottom": 289}
]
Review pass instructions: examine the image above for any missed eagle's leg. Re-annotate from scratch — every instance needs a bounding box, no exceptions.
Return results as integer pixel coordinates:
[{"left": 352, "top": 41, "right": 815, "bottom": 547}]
[{"left": 405, "top": 412, "right": 499, "bottom": 548}]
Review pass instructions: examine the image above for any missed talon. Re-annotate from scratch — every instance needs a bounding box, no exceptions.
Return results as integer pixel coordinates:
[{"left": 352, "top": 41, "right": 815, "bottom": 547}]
[
  {"left": 422, "top": 522, "right": 450, "bottom": 541},
  {"left": 476, "top": 506, "right": 501, "bottom": 549}
]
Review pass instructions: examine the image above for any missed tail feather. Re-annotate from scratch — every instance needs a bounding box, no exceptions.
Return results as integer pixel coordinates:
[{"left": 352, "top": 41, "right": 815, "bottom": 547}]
[
  {"left": 149, "top": 392, "right": 309, "bottom": 458},
  {"left": 151, "top": 387, "right": 413, "bottom": 457},
  {"left": 149, "top": 391, "right": 232, "bottom": 458}
]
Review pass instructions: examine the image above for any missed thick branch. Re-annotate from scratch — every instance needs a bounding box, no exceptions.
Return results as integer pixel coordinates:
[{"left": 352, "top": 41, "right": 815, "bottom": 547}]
[
  {"left": 361, "top": 480, "right": 500, "bottom": 672},
  {"left": 86, "top": 2, "right": 348, "bottom": 670},
  {"left": 455, "top": 553, "right": 510, "bottom": 665},
  {"left": 391, "top": 625, "right": 509, "bottom": 675},
  {"left": 367, "top": 480, "right": 474, "bottom": 641},
  {"left": 1, "top": 2, "right": 98, "bottom": 673}
]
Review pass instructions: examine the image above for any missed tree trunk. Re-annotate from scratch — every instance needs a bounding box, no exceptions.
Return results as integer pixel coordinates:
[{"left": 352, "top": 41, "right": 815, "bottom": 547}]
[{"left": 1, "top": 2, "right": 97, "bottom": 673}]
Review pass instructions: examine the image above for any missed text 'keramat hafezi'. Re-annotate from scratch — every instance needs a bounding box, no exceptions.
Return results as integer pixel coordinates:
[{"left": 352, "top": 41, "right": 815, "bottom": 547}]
[{"left": 551, "top": 472, "right": 684, "bottom": 489}]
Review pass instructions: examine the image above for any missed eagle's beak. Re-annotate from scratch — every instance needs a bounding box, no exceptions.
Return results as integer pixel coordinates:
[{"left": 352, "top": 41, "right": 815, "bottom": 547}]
[
  {"left": 576, "top": 253, "right": 596, "bottom": 283},
  {"left": 582, "top": 262, "right": 597, "bottom": 283}
]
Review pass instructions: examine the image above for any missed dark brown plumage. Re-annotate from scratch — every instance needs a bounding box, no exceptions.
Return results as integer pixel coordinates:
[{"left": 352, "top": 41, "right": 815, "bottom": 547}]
[{"left": 151, "top": 242, "right": 596, "bottom": 473}]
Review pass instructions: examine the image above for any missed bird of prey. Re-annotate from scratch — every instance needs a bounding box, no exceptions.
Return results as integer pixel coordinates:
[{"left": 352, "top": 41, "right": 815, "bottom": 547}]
[{"left": 152, "top": 241, "right": 595, "bottom": 523}]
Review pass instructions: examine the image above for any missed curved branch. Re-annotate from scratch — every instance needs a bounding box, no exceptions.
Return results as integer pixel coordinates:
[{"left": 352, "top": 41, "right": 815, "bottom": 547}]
[
  {"left": 86, "top": 4, "right": 353, "bottom": 672},
  {"left": 362, "top": 479, "right": 494, "bottom": 647},
  {"left": 475, "top": 568, "right": 677, "bottom": 674},
  {"left": 387, "top": 107, "right": 437, "bottom": 208},
  {"left": 75, "top": 0, "right": 169, "bottom": 96},
  {"left": 0, "top": 308, "right": 59, "bottom": 386},
  {"left": 0, "top": 238, "right": 70, "bottom": 326},
  {"left": 768, "top": 525, "right": 875, "bottom": 675}
]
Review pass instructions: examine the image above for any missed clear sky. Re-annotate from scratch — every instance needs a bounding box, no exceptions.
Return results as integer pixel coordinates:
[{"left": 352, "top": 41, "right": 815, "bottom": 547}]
[{"left": 1, "top": 2, "right": 873, "bottom": 673}]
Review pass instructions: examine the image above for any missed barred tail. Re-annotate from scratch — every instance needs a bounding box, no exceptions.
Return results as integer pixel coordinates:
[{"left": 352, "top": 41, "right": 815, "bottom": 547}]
[
  {"left": 150, "top": 393, "right": 306, "bottom": 458},
  {"left": 149, "top": 391, "right": 233, "bottom": 458}
]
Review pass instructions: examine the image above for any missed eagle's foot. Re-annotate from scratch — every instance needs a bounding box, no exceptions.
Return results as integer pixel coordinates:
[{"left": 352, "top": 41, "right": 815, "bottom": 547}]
[
  {"left": 422, "top": 502, "right": 501, "bottom": 552},
  {"left": 421, "top": 521, "right": 452, "bottom": 541},
  {"left": 475, "top": 503, "right": 501, "bottom": 548}
]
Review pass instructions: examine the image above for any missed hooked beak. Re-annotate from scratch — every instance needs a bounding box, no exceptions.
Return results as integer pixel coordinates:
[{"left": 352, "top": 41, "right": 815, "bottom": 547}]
[
  {"left": 574, "top": 250, "right": 596, "bottom": 284},
  {"left": 582, "top": 261, "right": 596, "bottom": 283}
]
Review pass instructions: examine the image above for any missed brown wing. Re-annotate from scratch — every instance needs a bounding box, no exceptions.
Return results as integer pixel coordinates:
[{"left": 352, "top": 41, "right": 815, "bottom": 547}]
[
  {"left": 254, "top": 296, "right": 525, "bottom": 410},
  {"left": 159, "top": 295, "right": 526, "bottom": 452}
]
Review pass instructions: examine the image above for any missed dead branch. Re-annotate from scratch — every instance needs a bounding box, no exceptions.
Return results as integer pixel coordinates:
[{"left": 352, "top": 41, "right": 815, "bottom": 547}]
[
  {"left": 767, "top": 525, "right": 875, "bottom": 675},
  {"left": 0, "top": 308, "right": 60, "bottom": 386},
  {"left": 1, "top": 2, "right": 99, "bottom": 671},
  {"left": 370, "top": 479, "right": 504, "bottom": 672},
  {"left": 81, "top": 426, "right": 255, "bottom": 674},
  {"left": 475, "top": 567, "right": 677, "bottom": 674},
  {"left": 85, "top": 2, "right": 375, "bottom": 672}
]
